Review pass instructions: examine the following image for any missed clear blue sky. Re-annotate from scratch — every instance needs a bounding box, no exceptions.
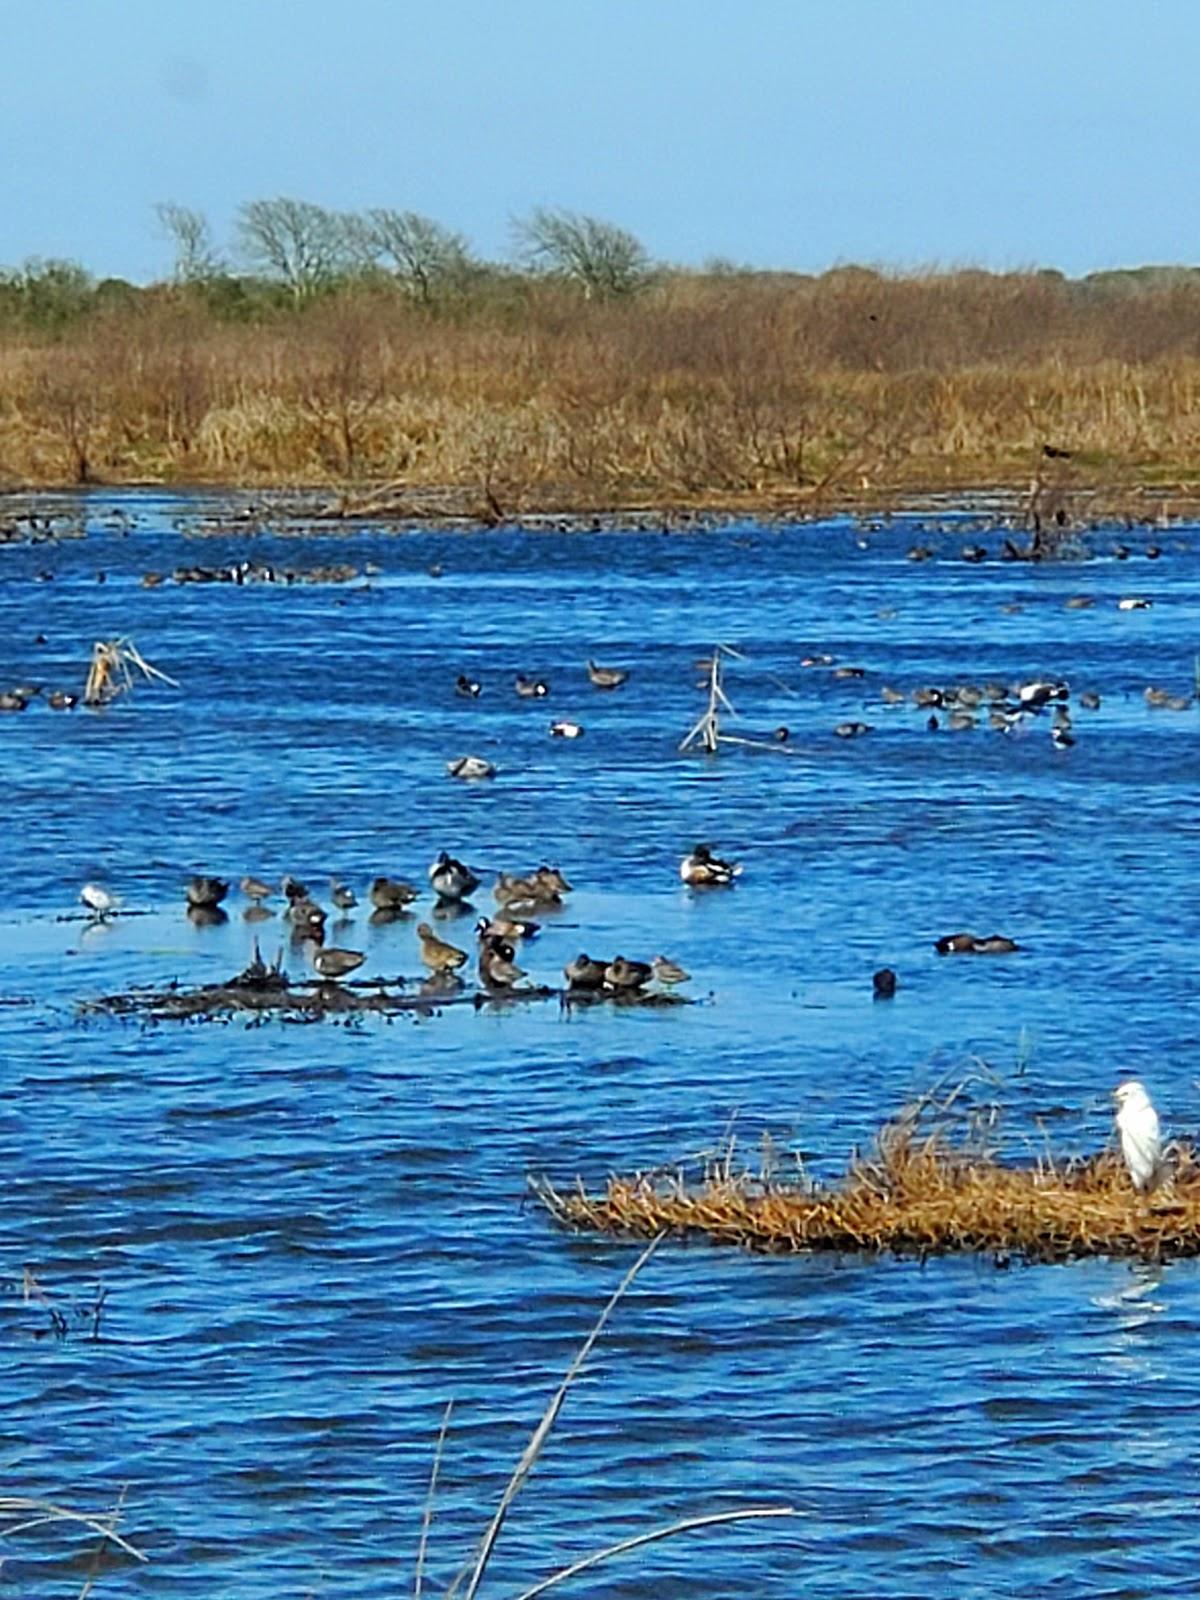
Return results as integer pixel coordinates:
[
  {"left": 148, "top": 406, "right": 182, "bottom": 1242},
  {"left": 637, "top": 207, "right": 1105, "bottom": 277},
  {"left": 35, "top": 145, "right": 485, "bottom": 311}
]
[{"left": 4, "top": 0, "right": 1197, "bottom": 282}]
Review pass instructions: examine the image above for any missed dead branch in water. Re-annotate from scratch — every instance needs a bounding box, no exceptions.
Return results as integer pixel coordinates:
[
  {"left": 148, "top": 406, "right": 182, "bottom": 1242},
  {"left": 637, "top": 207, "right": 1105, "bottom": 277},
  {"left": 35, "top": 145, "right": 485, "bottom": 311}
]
[{"left": 83, "top": 638, "right": 178, "bottom": 707}]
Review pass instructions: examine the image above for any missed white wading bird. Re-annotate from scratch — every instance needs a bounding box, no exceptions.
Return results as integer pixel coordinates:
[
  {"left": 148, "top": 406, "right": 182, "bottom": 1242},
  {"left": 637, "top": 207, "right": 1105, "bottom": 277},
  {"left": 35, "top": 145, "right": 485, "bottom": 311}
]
[{"left": 1114, "top": 1079, "right": 1163, "bottom": 1193}]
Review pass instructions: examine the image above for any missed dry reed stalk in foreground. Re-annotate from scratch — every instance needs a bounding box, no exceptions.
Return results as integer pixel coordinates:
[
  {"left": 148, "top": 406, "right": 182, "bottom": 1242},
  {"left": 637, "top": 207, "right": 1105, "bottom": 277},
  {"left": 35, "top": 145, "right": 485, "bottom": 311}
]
[
  {"left": 428, "top": 1236, "right": 801, "bottom": 1599},
  {"left": 532, "top": 1110, "right": 1200, "bottom": 1263},
  {"left": 0, "top": 1493, "right": 146, "bottom": 1594}
]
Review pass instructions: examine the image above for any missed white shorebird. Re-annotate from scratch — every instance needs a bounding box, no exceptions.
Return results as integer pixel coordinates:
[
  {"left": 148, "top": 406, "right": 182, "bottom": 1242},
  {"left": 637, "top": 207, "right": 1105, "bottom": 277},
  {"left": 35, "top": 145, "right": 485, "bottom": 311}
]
[
  {"left": 1114, "top": 1079, "right": 1163, "bottom": 1193},
  {"left": 80, "top": 882, "right": 120, "bottom": 920}
]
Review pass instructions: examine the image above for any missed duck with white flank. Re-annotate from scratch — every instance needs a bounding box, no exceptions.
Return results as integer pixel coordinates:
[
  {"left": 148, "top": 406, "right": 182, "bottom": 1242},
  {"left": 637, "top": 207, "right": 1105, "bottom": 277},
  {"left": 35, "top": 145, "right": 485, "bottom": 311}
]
[
  {"left": 455, "top": 674, "right": 482, "bottom": 698},
  {"left": 515, "top": 675, "right": 549, "bottom": 698},
  {"left": 478, "top": 927, "right": 526, "bottom": 989},
  {"left": 550, "top": 720, "right": 584, "bottom": 738},
  {"left": 447, "top": 755, "right": 495, "bottom": 780},
  {"left": 429, "top": 851, "right": 480, "bottom": 902},
  {"left": 330, "top": 879, "right": 357, "bottom": 912},
  {"left": 680, "top": 843, "right": 740, "bottom": 887}
]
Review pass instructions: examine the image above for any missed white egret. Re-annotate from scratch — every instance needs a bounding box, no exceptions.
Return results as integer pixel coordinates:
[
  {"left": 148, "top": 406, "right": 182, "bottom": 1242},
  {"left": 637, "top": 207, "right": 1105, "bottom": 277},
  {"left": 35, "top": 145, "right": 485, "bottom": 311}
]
[{"left": 1114, "top": 1080, "right": 1163, "bottom": 1193}]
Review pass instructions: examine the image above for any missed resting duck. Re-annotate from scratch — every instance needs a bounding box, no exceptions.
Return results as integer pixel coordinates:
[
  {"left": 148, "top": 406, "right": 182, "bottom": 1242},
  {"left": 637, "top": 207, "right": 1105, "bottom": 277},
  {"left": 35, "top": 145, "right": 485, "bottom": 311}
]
[
  {"left": 311, "top": 946, "right": 365, "bottom": 981},
  {"left": 370, "top": 877, "right": 419, "bottom": 911},
  {"left": 478, "top": 929, "right": 526, "bottom": 989},
  {"left": 429, "top": 851, "right": 479, "bottom": 902},
  {"left": 604, "top": 956, "right": 653, "bottom": 991},
  {"left": 186, "top": 876, "right": 229, "bottom": 909},
  {"left": 515, "top": 675, "right": 550, "bottom": 698},
  {"left": 241, "top": 875, "right": 274, "bottom": 904},
  {"left": 456, "top": 674, "right": 482, "bottom": 698},
  {"left": 935, "top": 932, "right": 1020, "bottom": 955},
  {"left": 550, "top": 720, "right": 584, "bottom": 738},
  {"left": 416, "top": 922, "right": 467, "bottom": 973},
  {"left": 330, "top": 879, "right": 357, "bottom": 912},
  {"left": 680, "top": 844, "right": 740, "bottom": 886},
  {"left": 564, "top": 953, "right": 608, "bottom": 990},
  {"left": 651, "top": 955, "right": 690, "bottom": 987}
]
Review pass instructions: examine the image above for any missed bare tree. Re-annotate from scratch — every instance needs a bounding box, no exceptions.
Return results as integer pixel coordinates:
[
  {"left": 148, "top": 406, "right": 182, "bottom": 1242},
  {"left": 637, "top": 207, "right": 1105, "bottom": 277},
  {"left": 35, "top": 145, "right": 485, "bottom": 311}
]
[
  {"left": 234, "top": 198, "right": 346, "bottom": 303},
  {"left": 365, "top": 209, "right": 472, "bottom": 302},
  {"left": 155, "top": 203, "right": 222, "bottom": 284},
  {"left": 513, "top": 207, "right": 652, "bottom": 299}
]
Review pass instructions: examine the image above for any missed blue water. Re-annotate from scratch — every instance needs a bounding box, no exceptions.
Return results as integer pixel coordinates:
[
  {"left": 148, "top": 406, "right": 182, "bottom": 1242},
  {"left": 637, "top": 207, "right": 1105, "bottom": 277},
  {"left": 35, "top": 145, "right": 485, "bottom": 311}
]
[{"left": 2, "top": 490, "right": 1199, "bottom": 1597}]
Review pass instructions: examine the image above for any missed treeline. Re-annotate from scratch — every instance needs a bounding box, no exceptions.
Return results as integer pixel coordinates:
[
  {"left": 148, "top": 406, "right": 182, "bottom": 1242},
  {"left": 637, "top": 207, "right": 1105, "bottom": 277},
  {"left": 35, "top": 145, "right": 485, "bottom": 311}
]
[{"left": 3, "top": 199, "right": 1200, "bottom": 502}]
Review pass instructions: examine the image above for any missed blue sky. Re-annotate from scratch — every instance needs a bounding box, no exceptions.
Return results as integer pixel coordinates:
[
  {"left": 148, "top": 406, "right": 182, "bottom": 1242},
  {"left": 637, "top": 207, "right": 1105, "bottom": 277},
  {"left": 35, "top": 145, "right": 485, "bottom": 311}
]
[{"left": 4, "top": 0, "right": 1197, "bottom": 281}]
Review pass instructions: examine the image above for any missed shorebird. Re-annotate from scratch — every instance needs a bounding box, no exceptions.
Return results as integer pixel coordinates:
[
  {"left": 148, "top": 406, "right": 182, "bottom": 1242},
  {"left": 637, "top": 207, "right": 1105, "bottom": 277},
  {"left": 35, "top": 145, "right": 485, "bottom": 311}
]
[
  {"left": 587, "top": 659, "right": 629, "bottom": 689},
  {"left": 680, "top": 844, "right": 740, "bottom": 887},
  {"left": 1114, "top": 1080, "right": 1163, "bottom": 1193},
  {"left": 80, "top": 882, "right": 119, "bottom": 920},
  {"left": 417, "top": 922, "right": 467, "bottom": 974}
]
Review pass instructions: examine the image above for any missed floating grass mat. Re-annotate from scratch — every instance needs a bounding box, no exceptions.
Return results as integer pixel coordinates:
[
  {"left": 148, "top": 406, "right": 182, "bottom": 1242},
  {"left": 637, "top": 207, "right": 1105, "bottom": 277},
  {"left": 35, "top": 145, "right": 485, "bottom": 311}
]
[
  {"left": 76, "top": 951, "right": 686, "bottom": 1025},
  {"left": 533, "top": 1108, "right": 1200, "bottom": 1264}
]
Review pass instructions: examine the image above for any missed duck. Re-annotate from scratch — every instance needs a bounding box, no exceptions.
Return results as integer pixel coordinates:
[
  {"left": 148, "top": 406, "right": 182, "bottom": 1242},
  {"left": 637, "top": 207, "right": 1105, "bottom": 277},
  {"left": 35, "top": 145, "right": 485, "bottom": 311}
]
[
  {"left": 1117, "top": 597, "right": 1152, "bottom": 610},
  {"left": 680, "top": 844, "right": 740, "bottom": 886},
  {"left": 587, "top": 659, "right": 629, "bottom": 689},
  {"left": 289, "top": 899, "right": 327, "bottom": 935},
  {"left": 281, "top": 875, "right": 310, "bottom": 906},
  {"left": 935, "top": 932, "right": 1020, "bottom": 955},
  {"left": 478, "top": 932, "right": 526, "bottom": 989},
  {"left": 240, "top": 875, "right": 274, "bottom": 904},
  {"left": 550, "top": 720, "right": 584, "bottom": 738},
  {"left": 946, "top": 712, "right": 976, "bottom": 732},
  {"left": 650, "top": 955, "right": 691, "bottom": 987},
  {"left": 80, "top": 882, "right": 119, "bottom": 919},
  {"left": 1078, "top": 691, "right": 1102, "bottom": 711},
  {"left": 515, "top": 675, "right": 549, "bottom": 698},
  {"left": 833, "top": 665, "right": 865, "bottom": 680},
  {"left": 417, "top": 922, "right": 468, "bottom": 974},
  {"left": 447, "top": 755, "right": 495, "bottom": 780},
  {"left": 872, "top": 967, "right": 898, "bottom": 1000},
  {"left": 455, "top": 674, "right": 482, "bottom": 698},
  {"left": 564, "top": 953, "right": 608, "bottom": 990},
  {"left": 773, "top": 726, "right": 790, "bottom": 742},
  {"left": 1017, "top": 680, "right": 1069, "bottom": 709},
  {"left": 370, "top": 877, "right": 419, "bottom": 912},
  {"left": 912, "top": 687, "right": 943, "bottom": 708},
  {"left": 186, "top": 876, "right": 229, "bottom": 910},
  {"left": 429, "top": 851, "right": 479, "bottom": 902},
  {"left": 311, "top": 945, "right": 365, "bottom": 981},
  {"left": 532, "top": 865, "right": 572, "bottom": 898},
  {"left": 880, "top": 685, "right": 906, "bottom": 705},
  {"left": 834, "top": 721, "right": 873, "bottom": 738},
  {"left": 477, "top": 915, "right": 540, "bottom": 943},
  {"left": 330, "top": 879, "right": 357, "bottom": 912},
  {"left": 47, "top": 691, "right": 78, "bottom": 710},
  {"left": 604, "top": 956, "right": 653, "bottom": 992},
  {"left": 0, "top": 692, "right": 28, "bottom": 712}
]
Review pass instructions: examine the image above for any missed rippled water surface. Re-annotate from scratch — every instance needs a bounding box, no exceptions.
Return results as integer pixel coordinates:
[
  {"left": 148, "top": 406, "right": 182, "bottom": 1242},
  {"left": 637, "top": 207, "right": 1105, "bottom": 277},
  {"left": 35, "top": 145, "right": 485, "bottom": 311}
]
[{"left": 3, "top": 491, "right": 1200, "bottom": 1597}]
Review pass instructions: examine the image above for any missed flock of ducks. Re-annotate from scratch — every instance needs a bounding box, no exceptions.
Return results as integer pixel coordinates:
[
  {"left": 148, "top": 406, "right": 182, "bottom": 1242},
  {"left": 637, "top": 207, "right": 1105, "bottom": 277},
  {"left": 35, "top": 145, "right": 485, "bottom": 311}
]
[
  {"left": 447, "top": 658, "right": 629, "bottom": 773},
  {"left": 0, "top": 683, "right": 80, "bottom": 713},
  {"left": 77, "top": 846, "right": 721, "bottom": 999}
]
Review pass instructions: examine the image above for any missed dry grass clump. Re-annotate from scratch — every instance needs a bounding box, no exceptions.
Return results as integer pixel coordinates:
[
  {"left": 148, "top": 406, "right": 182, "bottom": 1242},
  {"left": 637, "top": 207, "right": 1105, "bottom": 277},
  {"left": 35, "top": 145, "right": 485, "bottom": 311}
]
[{"left": 534, "top": 1105, "right": 1200, "bottom": 1263}]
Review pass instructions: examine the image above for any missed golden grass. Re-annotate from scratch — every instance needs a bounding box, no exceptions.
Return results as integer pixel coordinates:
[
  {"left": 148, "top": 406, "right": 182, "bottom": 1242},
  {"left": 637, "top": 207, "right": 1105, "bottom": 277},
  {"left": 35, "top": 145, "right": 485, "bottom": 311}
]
[
  {"left": 5, "top": 272, "right": 1200, "bottom": 509},
  {"left": 533, "top": 1111, "right": 1200, "bottom": 1263}
]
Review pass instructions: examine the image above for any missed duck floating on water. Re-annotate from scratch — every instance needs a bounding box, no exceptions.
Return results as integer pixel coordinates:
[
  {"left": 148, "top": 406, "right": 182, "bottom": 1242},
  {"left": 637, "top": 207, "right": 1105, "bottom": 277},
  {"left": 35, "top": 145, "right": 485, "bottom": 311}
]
[
  {"left": 311, "top": 945, "right": 365, "bottom": 981},
  {"left": 587, "top": 659, "right": 629, "bottom": 689},
  {"left": 515, "top": 675, "right": 549, "bottom": 698},
  {"left": 370, "top": 877, "right": 419, "bottom": 912},
  {"left": 447, "top": 755, "right": 495, "bottom": 780},
  {"left": 651, "top": 955, "right": 690, "bottom": 987},
  {"left": 550, "top": 720, "right": 584, "bottom": 739},
  {"left": 80, "top": 882, "right": 119, "bottom": 920},
  {"left": 456, "top": 674, "right": 481, "bottom": 698},
  {"left": 680, "top": 844, "right": 740, "bottom": 886},
  {"left": 935, "top": 932, "right": 1020, "bottom": 956}
]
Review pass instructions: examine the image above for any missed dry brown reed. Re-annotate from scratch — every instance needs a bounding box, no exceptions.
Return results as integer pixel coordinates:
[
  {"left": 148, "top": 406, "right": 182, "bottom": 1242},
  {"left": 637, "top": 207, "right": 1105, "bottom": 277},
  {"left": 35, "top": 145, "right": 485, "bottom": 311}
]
[
  {"left": 533, "top": 1104, "right": 1200, "bottom": 1263},
  {"left": 6, "top": 270, "right": 1200, "bottom": 511}
]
